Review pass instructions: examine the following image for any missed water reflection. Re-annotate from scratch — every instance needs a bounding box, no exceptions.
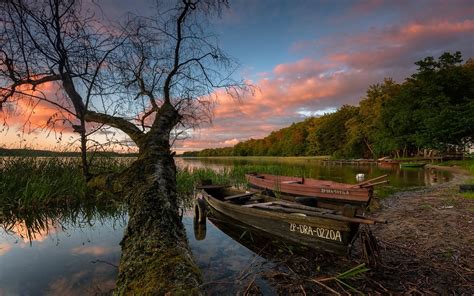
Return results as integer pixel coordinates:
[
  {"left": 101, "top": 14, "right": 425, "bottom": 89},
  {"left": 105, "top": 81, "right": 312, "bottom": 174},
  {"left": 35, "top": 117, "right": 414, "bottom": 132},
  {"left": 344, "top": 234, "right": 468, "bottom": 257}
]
[
  {"left": 185, "top": 213, "right": 275, "bottom": 295},
  {"left": 206, "top": 211, "right": 317, "bottom": 260},
  {"left": 0, "top": 202, "right": 288, "bottom": 295},
  {"left": 186, "top": 209, "right": 349, "bottom": 295},
  {"left": 0, "top": 204, "right": 126, "bottom": 295}
]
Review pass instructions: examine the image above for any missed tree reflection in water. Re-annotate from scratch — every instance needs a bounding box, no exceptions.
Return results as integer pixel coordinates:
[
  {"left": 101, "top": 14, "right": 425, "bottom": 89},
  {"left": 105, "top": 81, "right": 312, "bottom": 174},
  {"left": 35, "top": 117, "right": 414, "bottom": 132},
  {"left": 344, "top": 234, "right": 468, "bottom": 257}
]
[{"left": 0, "top": 203, "right": 127, "bottom": 295}]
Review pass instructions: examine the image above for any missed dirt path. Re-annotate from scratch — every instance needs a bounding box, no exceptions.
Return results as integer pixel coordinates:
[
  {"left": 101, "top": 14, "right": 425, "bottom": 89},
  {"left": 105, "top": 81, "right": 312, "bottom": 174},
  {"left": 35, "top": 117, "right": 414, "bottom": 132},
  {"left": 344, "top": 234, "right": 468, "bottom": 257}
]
[{"left": 367, "top": 165, "right": 474, "bottom": 294}]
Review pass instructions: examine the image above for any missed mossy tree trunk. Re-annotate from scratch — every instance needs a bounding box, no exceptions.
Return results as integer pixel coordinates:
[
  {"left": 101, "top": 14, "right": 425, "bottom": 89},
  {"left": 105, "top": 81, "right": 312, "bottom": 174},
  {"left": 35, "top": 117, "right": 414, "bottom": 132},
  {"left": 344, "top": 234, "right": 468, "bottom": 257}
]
[
  {"left": 2, "top": 1, "right": 237, "bottom": 294},
  {"left": 105, "top": 103, "right": 202, "bottom": 295}
]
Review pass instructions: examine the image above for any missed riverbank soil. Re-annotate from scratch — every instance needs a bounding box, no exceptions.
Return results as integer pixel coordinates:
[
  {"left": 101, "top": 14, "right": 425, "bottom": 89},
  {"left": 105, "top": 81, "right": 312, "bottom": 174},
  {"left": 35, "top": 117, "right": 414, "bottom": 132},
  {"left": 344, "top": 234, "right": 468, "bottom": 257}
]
[
  {"left": 365, "top": 166, "right": 473, "bottom": 294},
  {"left": 229, "top": 166, "right": 473, "bottom": 295}
]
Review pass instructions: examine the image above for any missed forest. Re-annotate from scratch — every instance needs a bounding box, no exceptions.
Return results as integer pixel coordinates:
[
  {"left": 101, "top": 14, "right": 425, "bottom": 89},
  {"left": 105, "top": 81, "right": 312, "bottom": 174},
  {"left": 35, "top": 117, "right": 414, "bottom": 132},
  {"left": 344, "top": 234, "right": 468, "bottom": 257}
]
[{"left": 183, "top": 52, "right": 474, "bottom": 159}]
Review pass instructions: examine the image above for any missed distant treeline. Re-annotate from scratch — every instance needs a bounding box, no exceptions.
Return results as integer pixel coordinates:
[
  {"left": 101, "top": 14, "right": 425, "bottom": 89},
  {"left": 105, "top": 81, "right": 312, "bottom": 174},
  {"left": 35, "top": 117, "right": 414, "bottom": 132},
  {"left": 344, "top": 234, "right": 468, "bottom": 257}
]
[
  {"left": 183, "top": 52, "right": 474, "bottom": 159},
  {"left": 0, "top": 148, "right": 138, "bottom": 157}
]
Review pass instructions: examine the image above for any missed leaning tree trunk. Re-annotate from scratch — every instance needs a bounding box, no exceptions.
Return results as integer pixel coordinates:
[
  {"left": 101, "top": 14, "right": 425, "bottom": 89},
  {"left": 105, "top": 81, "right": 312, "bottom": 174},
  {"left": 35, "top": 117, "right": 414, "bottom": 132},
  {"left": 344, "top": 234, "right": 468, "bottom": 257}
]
[
  {"left": 113, "top": 152, "right": 201, "bottom": 295},
  {"left": 88, "top": 103, "right": 202, "bottom": 294}
]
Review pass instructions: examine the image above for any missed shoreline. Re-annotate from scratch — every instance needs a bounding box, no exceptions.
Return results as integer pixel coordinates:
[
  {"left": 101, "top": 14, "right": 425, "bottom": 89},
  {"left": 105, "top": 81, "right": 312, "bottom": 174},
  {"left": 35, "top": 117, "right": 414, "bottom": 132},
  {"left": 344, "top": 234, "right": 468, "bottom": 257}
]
[
  {"left": 247, "top": 164, "right": 473, "bottom": 294},
  {"left": 366, "top": 164, "right": 473, "bottom": 294}
]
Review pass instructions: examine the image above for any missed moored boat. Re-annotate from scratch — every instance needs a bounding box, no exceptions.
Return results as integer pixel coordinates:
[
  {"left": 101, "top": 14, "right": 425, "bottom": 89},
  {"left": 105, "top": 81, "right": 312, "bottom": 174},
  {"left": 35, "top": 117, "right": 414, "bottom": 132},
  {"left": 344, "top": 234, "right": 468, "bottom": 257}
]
[
  {"left": 245, "top": 173, "right": 388, "bottom": 211},
  {"left": 377, "top": 157, "right": 400, "bottom": 167},
  {"left": 198, "top": 185, "right": 385, "bottom": 253}
]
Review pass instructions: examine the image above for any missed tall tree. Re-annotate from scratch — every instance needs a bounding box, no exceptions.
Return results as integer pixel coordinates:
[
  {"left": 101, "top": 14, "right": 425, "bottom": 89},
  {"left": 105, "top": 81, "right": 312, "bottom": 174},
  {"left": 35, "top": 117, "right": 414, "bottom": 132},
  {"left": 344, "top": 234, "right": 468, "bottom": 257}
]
[
  {"left": 1, "top": 0, "right": 246, "bottom": 293},
  {"left": 0, "top": 0, "right": 123, "bottom": 176},
  {"left": 378, "top": 52, "right": 474, "bottom": 156},
  {"left": 313, "top": 105, "right": 358, "bottom": 157},
  {"left": 345, "top": 78, "right": 400, "bottom": 158}
]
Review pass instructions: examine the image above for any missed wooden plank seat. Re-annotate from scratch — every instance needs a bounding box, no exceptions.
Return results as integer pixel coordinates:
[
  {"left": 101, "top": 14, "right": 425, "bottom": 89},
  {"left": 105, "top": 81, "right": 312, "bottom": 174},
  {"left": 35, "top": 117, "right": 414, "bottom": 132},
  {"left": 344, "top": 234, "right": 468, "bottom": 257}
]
[
  {"left": 196, "top": 184, "right": 231, "bottom": 190},
  {"left": 281, "top": 180, "right": 302, "bottom": 184},
  {"left": 223, "top": 192, "right": 255, "bottom": 202},
  {"left": 242, "top": 203, "right": 377, "bottom": 224}
]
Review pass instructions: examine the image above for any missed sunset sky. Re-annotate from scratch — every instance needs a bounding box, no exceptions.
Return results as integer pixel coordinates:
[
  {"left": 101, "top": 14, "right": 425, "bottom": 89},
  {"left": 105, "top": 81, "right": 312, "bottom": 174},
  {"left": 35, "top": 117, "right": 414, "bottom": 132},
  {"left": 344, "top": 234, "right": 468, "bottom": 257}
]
[{"left": 1, "top": 0, "right": 473, "bottom": 152}]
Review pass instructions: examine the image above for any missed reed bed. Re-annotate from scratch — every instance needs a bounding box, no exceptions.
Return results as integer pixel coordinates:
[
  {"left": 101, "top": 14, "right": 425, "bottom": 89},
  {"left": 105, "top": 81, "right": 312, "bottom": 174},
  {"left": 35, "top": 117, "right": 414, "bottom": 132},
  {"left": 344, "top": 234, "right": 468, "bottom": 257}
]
[
  {"left": 0, "top": 157, "right": 86, "bottom": 209},
  {"left": 0, "top": 157, "right": 129, "bottom": 210},
  {"left": 176, "top": 164, "right": 311, "bottom": 196}
]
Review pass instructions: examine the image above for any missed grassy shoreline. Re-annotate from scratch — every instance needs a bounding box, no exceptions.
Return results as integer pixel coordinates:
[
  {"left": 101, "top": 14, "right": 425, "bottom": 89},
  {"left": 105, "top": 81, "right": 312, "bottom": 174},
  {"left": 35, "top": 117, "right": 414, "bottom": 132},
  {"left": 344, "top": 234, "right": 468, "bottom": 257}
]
[
  {"left": 0, "top": 157, "right": 130, "bottom": 211},
  {"left": 2, "top": 156, "right": 473, "bottom": 211}
]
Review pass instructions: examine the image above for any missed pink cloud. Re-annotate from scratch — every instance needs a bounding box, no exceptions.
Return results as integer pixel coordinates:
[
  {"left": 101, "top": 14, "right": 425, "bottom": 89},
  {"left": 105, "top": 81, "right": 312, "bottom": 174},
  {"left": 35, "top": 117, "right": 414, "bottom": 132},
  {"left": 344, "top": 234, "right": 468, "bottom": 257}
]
[
  {"left": 71, "top": 246, "right": 115, "bottom": 256},
  {"left": 0, "top": 243, "right": 12, "bottom": 256},
  {"left": 1, "top": 81, "right": 76, "bottom": 134},
  {"left": 178, "top": 17, "right": 473, "bottom": 151},
  {"left": 326, "top": 20, "right": 474, "bottom": 71},
  {"left": 10, "top": 220, "right": 58, "bottom": 242}
]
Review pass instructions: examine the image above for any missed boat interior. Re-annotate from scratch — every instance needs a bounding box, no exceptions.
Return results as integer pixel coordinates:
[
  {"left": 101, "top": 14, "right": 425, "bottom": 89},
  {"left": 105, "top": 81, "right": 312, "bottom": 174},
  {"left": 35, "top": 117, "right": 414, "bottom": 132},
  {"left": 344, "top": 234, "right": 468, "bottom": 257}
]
[{"left": 199, "top": 185, "right": 364, "bottom": 220}]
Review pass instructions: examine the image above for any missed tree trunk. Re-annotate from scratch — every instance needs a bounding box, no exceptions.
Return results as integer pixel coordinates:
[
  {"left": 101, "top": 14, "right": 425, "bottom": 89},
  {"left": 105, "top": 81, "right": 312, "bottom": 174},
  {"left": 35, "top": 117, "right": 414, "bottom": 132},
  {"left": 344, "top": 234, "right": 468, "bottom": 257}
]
[
  {"left": 79, "top": 118, "right": 90, "bottom": 178},
  {"left": 363, "top": 137, "right": 376, "bottom": 159},
  {"left": 88, "top": 103, "right": 202, "bottom": 294},
  {"left": 113, "top": 153, "right": 201, "bottom": 295}
]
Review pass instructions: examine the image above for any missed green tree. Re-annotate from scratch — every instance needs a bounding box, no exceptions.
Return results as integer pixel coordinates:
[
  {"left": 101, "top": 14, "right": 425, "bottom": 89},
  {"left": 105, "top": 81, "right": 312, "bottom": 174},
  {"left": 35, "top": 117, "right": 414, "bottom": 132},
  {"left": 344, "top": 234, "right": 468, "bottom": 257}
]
[
  {"left": 346, "top": 79, "right": 401, "bottom": 158},
  {"left": 378, "top": 52, "right": 474, "bottom": 156},
  {"left": 314, "top": 105, "right": 358, "bottom": 157}
]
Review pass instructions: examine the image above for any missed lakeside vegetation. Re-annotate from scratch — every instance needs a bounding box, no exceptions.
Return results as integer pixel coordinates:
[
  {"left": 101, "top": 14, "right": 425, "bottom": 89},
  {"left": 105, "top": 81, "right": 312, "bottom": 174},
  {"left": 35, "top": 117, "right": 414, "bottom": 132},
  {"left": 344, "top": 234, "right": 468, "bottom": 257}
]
[
  {"left": 2, "top": 52, "right": 473, "bottom": 210},
  {"left": 439, "top": 159, "right": 474, "bottom": 176},
  {"left": 0, "top": 147, "right": 138, "bottom": 157},
  {"left": 0, "top": 157, "right": 131, "bottom": 211},
  {"left": 6, "top": 157, "right": 473, "bottom": 211},
  {"left": 183, "top": 52, "right": 474, "bottom": 159}
]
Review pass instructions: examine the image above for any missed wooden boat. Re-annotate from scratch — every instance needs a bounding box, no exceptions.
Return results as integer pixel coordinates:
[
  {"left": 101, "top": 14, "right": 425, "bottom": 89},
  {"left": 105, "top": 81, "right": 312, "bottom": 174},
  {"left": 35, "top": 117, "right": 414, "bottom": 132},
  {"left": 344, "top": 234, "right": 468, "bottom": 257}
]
[
  {"left": 377, "top": 157, "right": 400, "bottom": 167},
  {"left": 399, "top": 162, "right": 427, "bottom": 168},
  {"left": 198, "top": 185, "right": 385, "bottom": 253},
  {"left": 245, "top": 173, "right": 388, "bottom": 210},
  {"left": 206, "top": 210, "right": 325, "bottom": 259}
]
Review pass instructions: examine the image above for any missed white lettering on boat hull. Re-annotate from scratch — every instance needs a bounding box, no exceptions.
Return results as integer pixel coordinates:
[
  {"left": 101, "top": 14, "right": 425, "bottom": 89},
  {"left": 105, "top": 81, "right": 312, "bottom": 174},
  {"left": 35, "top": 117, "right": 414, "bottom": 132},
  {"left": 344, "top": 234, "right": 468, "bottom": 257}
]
[
  {"left": 320, "top": 188, "right": 350, "bottom": 195},
  {"left": 289, "top": 223, "right": 342, "bottom": 242}
]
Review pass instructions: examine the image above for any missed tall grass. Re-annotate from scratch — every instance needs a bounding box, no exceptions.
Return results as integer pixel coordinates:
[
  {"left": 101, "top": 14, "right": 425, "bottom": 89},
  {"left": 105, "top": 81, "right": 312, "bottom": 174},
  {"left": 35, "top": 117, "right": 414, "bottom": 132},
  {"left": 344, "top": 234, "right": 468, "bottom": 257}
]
[
  {"left": 439, "top": 159, "right": 474, "bottom": 175},
  {"left": 176, "top": 164, "right": 314, "bottom": 196},
  {"left": 0, "top": 157, "right": 86, "bottom": 209},
  {"left": 0, "top": 157, "right": 129, "bottom": 210}
]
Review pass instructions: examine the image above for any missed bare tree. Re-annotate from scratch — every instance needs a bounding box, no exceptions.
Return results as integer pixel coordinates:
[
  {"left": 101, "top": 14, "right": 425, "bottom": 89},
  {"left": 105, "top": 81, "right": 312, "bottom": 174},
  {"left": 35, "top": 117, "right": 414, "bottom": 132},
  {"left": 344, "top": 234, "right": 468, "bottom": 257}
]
[
  {"left": 1, "top": 0, "right": 247, "bottom": 293},
  {"left": 0, "top": 0, "right": 124, "bottom": 177}
]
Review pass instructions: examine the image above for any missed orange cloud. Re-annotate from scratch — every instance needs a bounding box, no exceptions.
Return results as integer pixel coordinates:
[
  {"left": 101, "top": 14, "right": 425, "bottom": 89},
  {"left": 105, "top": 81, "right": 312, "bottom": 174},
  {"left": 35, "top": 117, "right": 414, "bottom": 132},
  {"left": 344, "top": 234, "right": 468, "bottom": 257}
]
[
  {"left": 1, "top": 81, "right": 75, "bottom": 132},
  {"left": 177, "top": 18, "right": 473, "bottom": 151},
  {"left": 325, "top": 20, "right": 474, "bottom": 71}
]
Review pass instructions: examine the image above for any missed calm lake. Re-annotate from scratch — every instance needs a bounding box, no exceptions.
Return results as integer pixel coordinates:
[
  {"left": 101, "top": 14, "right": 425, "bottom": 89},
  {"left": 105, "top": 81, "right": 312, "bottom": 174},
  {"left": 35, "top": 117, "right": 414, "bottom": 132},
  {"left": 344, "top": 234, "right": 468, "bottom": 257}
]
[{"left": 0, "top": 157, "right": 451, "bottom": 295}]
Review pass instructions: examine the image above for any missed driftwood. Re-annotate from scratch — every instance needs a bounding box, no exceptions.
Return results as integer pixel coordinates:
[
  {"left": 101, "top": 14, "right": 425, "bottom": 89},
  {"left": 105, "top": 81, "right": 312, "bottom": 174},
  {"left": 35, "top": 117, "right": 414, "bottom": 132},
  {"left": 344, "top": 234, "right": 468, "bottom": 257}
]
[
  {"left": 272, "top": 201, "right": 337, "bottom": 214},
  {"left": 241, "top": 201, "right": 275, "bottom": 208},
  {"left": 356, "top": 216, "right": 387, "bottom": 224},
  {"left": 243, "top": 200, "right": 388, "bottom": 223}
]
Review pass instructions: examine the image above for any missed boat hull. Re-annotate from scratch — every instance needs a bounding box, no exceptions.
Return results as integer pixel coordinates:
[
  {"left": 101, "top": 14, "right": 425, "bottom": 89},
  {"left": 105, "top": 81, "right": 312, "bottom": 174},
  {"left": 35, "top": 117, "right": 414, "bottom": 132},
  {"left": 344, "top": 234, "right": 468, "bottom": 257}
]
[
  {"left": 201, "top": 189, "right": 360, "bottom": 253},
  {"left": 246, "top": 173, "right": 372, "bottom": 210}
]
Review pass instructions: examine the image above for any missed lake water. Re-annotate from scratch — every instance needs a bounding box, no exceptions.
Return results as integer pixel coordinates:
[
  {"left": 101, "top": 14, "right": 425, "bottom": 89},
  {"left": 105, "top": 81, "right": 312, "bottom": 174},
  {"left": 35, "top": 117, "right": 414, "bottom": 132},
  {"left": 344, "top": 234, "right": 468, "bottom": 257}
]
[
  {"left": 0, "top": 207, "right": 277, "bottom": 295},
  {"left": 177, "top": 157, "right": 451, "bottom": 188},
  {"left": 0, "top": 158, "right": 451, "bottom": 294}
]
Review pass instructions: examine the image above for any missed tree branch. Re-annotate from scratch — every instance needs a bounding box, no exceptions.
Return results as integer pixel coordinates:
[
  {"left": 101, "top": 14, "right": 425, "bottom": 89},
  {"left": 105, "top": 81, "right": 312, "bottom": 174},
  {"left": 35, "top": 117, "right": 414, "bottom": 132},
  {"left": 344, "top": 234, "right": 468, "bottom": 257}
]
[{"left": 84, "top": 110, "right": 145, "bottom": 146}]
